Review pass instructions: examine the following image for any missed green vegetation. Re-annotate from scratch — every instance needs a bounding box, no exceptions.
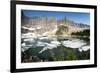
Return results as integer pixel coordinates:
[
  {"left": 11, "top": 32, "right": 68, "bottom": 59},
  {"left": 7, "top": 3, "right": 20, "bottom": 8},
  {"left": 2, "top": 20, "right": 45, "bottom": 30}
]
[
  {"left": 22, "top": 44, "right": 90, "bottom": 62},
  {"left": 71, "top": 29, "right": 90, "bottom": 37},
  {"left": 71, "top": 29, "right": 90, "bottom": 42}
]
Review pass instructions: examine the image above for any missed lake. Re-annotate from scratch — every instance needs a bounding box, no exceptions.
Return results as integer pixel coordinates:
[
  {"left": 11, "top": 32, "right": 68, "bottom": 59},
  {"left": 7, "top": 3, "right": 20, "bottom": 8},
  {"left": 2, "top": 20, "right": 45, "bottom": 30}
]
[{"left": 21, "top": 33, "right": 90, "bottom": 62}]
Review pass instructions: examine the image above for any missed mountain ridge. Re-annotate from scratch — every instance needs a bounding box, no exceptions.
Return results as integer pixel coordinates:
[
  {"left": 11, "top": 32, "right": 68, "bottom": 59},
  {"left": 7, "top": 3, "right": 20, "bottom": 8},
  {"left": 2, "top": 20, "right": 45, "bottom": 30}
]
[{"left": 21, "top": 16, "right": 90, "bottom": 36}]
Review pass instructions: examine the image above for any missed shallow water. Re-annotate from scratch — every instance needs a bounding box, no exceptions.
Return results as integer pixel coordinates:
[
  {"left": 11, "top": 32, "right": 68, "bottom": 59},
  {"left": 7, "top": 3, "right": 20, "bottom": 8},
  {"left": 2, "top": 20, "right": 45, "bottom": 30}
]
[{"left": 21, "top": 33, "right": 90, "bottom": 53}]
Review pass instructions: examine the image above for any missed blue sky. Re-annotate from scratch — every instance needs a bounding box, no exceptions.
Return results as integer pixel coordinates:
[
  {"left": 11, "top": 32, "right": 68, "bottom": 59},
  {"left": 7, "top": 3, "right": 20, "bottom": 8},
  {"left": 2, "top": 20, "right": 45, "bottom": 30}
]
[{"left": 22, "top": 10, "right": 90, "bottom": 25}]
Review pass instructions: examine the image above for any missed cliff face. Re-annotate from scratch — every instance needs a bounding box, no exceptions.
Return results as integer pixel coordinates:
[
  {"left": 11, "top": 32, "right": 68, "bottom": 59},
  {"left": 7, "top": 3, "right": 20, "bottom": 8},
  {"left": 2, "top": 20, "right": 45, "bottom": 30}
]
[
  {"left": 22, "top": 16, "right": 57, "bottom": 35},
  {"left": 21, "top": 16, "right": 90, "bottom": 36}
]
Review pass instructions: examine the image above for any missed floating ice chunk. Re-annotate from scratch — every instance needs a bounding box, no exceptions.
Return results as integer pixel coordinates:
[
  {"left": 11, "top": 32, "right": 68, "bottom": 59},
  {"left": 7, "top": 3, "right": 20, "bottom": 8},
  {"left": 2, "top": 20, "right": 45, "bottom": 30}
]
[
  {"left": 39, "top": 36, "right": 49, "bottom": 40},
  {"left": 21, "top": 42, "right": 33, "bottom": 52},
  {"left": 39, "top": 42, "right": 59, "bottom": 54},
  {"left": 36, "top": 41, "right": 47, "bottom": 47},
  {"left": 46, "top": 43, "right": 58, "bottom": 49},
  {"left": 22, "top": 26, "right": 35, "bottom": 31},
  {"left": 82, "top": 45, "right": 90, "bottom": 51},
  {"left": 24, "top": 38, "right": 34, "bottom": 42},
  {"left": 79, "top": 45, "right": 90, "bottom": 52},
  {"left": 51, "top": 41, "right": 61, "bottom": 46},
  {"left": 78, "top": 48, "right": 83, "bottom": 52},
  {"left": 42, "top": 32, "right": 49, "bottom": 36},
  {"left": 39, "top": 47, "right": 48, "bottom": 54},
  {"left": 36, "top": 26, "right": 42, "bottom": 29},
  {"left": 22, "top": 43, "right": 26, "bottom": 47},
  {"left": 22, "top": 32, "right": 37, "bottom": 38},
  {"left": 62, "top": 39, "right": 86, "bottom": 48}
]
